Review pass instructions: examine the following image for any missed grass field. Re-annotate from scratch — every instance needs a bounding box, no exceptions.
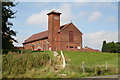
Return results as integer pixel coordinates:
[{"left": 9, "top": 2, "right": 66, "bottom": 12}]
[
  {"left": 2, "top": 50, "right": 118, "bottom": 78},
  {"left": 63, "top": 51, "right": 118, "bottom": 68},
  {"left": 59, "top": 51, "right": 118, "bottom": 77}
]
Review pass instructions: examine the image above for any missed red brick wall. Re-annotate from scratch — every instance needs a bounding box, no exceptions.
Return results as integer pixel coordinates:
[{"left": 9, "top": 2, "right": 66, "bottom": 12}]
[
  {"left": 48, "top": 13, "right": 61, "bottom": 51},
  {"left": 60, "top": 23, "right": 82, "bottom": 51},
  {"left": 24, "top": 11, "right": 83, "bottom": 51},
  {"left": 23, "top": 39, "right": 48, "bottom": 50}
]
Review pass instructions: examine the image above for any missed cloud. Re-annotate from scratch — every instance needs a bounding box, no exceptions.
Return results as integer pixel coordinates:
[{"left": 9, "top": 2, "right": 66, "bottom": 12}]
[
  {"left": 105, "top": 16, "right": 117, "bottom": 23},
  {"left": 83, "top": 31, "right": 118, "bottom": 50},
  {"left": 79, "top": 11, "right": 87, "bottom": 17},
  {"left": 26, "top": 3, "right": 73, "bottom": 26},
  {"left": 88, "top": 11, "right": 102, "bottom": 23},
  {"left": 26, "top": 9, "right": 49, "bottom": 26},
  {"left": 58, "top": 3, "right": 74, "bottom": 25},
  {"left": 92, "top": 2, "right": 118, "bottom": 10}
]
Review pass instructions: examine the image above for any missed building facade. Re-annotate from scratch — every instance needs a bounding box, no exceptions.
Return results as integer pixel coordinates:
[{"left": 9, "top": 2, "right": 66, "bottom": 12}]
[{"left": 23, "top": 10, "right": 83, "bottom": 51}]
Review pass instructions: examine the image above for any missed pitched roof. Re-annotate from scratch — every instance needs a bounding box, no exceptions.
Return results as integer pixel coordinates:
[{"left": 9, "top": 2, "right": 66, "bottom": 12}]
[
  {"left": 47, "top": 10, "right": 61, "bottom": 15},
  {"left": 60, "top": 22, "right": 71, "bottom": 30},
  {"left": 23, "top": 22, "right": 82, "bottom": 44},
  {"left": 23, "top": 30, "right": 48, "bottom": 44},
  {"left": 59, "top": 22, "right": 82, "bottom": 34}
]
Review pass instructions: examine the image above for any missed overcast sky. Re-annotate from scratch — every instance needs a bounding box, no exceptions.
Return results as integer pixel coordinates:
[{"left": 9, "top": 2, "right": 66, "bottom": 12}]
[{"left": 12, "top": 1, "right": 119, "bottom": 50}]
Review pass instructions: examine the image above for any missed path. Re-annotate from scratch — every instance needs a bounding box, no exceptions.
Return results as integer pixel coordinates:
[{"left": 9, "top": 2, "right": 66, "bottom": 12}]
[
  {"left": 53, "top": 51, "right": 66, "bottom": 69},
  {"left": 60, "top": 51, "right": 66, "bottom": 69}
]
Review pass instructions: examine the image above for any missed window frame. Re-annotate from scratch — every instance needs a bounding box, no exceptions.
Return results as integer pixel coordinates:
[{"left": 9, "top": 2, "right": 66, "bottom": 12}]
[{"left": 69, "top": 31, "right": 74, "bottom": 42}]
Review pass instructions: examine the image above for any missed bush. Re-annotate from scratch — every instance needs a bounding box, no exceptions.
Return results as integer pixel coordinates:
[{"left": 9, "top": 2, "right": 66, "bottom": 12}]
[
  {"left": 94, "top": 66, "right": 102, "bottom": 75},
  {"left": 2, "top": 52, "right": 51, "bottom": 78},
  {"left": 102, "top": 41, "right": 120, "bottom": 53},
  {"left": 2, "top": 49, "right": 34, "bottom": 54},
  {"left": 20, "top": 49, "right": 33, "bottom": 54},
  {"left": 2, "top": 49, "right": 21, "bottom": 54}
]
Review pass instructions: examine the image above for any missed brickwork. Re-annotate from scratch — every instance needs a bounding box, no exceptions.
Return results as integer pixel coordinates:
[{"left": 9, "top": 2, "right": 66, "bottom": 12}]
[
  {"left": 23, "top": 10, "right": 83, "bottom": 51},
  {"left": 23, "top": 39, "right": 49, "bottom": 51},
  {"left": 59, "top": 23, "right": 82, "bottom": 51},
  {"left": 47, "top": 11, "right": 61, "bottom": 51}
]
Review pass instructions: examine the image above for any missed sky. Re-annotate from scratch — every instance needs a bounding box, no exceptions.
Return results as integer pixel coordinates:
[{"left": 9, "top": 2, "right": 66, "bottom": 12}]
[{"left": 11, "top": 1, "right": 119, "bottom": 50}]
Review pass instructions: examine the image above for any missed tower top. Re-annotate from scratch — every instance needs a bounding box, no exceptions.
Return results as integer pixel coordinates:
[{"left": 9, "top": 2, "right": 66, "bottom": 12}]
[{"left": 47, "top": 10, "right": 61, "bottom": 15}]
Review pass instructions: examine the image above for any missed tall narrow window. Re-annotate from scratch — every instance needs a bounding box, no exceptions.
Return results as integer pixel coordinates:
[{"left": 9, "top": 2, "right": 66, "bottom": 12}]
[{"left": 69, "top": 31, "right": 74, "bottom": 42}]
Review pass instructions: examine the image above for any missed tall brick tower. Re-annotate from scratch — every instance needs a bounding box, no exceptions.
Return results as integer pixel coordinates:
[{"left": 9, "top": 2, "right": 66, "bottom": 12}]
[{"left": 47, "top": 10, "right": 61, "bottom": 51}]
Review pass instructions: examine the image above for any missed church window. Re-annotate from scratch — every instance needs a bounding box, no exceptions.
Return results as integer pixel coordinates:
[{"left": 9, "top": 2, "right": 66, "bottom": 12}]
[
  {"left": 69, "top": 46, "right": 74, "bottom": 49},
  {"left": 69, "top": 31, "right": 74, "bottom": 42}
]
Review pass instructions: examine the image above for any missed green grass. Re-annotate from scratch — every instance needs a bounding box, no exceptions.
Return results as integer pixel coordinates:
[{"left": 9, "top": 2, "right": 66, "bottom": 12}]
[
  {"left": 63, "top": 51, "right": 118, "bottom": 68},
  {"left": 2, "top": 50, "right": 118, "bottom": 78},
  {"left": 2, "top": 51, "right": 54, "bottom": 78},
  {"left": 61, "top": 51, "right": 118, "bottom": 77}
]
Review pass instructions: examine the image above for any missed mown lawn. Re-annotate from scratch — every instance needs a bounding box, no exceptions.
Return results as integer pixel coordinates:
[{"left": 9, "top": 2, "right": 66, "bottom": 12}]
[
  {"left": 60, "top": 51, "right": 118, "bottom": 77},
  {"left": 63, "top": 51, "right": 118, "bottom": 68}
]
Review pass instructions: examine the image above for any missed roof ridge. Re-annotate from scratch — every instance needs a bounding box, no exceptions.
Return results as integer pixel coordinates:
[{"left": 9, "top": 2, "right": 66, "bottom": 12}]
[
  {"left": 23, "top": 30, "right": 48, "bottom": 44},
  {"left": 32, "top": 30, "right": 48, "bottom": 35},
  {"left": 60, "top": 22, "right": 72, "bottom": 27},
  {"left": 59, "top": 22, "right": 72, "bottom": 32}
]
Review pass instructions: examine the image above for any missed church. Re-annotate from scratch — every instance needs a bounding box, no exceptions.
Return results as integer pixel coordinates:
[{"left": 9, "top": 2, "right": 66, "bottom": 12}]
[{"left": 23, "top": 10, "right": 83, "bottom": 51}]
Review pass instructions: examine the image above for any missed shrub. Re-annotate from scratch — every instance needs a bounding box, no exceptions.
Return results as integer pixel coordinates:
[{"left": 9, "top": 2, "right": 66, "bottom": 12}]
[
  {"left": 94, "top": 66, "right": 102, "bottom": 75},
  {"left": 2, "top": 49, "right": 34, "bottom": 54},
  {"left": 20, "top": 49, "right": 33, "bottom": 54},
  {"left": 2, "top": 52, "right": 51, "bottom": 78},
  {"left": 2, "top": 49, "right": 21, "bottom": 54}
]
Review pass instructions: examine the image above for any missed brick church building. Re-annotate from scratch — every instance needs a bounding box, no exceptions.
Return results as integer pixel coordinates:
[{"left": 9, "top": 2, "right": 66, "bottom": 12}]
[{"left": 23, "top": 10, "right": 83, "bottom": 51}]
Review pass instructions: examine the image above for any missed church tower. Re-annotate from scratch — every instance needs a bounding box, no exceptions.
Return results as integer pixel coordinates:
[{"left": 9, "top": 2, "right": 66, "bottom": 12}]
[{"left": 47, "top": 10, "right": 61, "bottom": 51}]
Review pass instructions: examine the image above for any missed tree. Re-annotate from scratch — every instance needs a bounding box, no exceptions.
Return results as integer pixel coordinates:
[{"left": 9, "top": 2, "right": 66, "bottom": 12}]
[
  {"left": 2, "top": 2, "right": 17, "bottom": 49},
  {"left": 102, "top": 40, "right": 106, "bottom": 52},
  {"left": 106, "top": 42, "right": 115, "bottom": 53},
  {"left": 115, "top": 42, "right": 120, "bottom": 53},
  {"left": 101, "top": 41, "right": 120, "bottom": 53}
]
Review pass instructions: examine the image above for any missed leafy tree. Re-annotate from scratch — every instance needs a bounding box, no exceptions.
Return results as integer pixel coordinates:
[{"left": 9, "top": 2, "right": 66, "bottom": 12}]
[
  {"left": 102, "top": 40, "right": 106, "bottom": 52},
  {"left": 102, "top": 41, "right": 120, "bottom": 53},
  {"left": 115, "top": 42, "right": 120, "bottom": 53},
  {"left": 2, "top": 2, "right": 17, "bottom": 49},
  {"left": 106, "top": 42, "right": 115, "bottom": 53}
]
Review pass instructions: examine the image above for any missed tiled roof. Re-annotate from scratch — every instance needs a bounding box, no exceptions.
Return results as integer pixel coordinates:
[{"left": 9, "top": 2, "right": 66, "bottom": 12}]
[
  {"left": 23, "top": 30, "right": 48, "bottom": 44},
  {"left": 23, "top": 22, "right": 82, "bottom": 44},
  {"left": 59, "top": 22, "right": 82, "bottom": 34}
]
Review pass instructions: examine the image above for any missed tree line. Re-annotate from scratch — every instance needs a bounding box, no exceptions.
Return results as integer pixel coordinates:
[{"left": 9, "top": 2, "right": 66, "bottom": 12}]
[{"left": 102, "top": 40, "right": 120, "bottom": 53}]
